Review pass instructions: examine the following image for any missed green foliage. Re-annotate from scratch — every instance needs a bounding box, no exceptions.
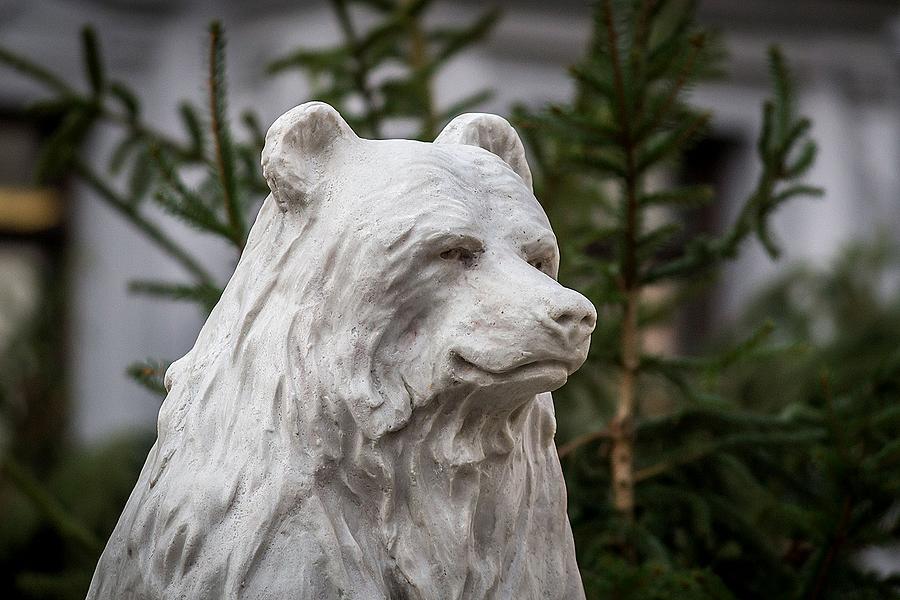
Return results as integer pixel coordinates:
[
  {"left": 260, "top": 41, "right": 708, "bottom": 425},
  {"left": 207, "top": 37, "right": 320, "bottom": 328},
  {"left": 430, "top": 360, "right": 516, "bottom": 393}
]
[
  {"left": 582, "top": 557, "right": 735, "bottom": 600},
  {"left": 514, "top": 1, "right": 897, "bottom": 598},
  {"left": 521, "top": 0, "right": 821, "bottom": 299},
  {"left": 0, "top": 24, "right": 263, "bottom": 295},
  {"left": 268, "top": 0, "right": 498, "bottom": 140},
  {"left": 1, "top": 435, "right": 155, "bottom": 600},
  {"left": 125, "top": 358, "right": 171, "bottom": 397},
  {"left": 720, "top": 242, "right": 900, "bottom": 598},
  {"left": 208, "top": 22, "right": 246, "bottom": 247}
]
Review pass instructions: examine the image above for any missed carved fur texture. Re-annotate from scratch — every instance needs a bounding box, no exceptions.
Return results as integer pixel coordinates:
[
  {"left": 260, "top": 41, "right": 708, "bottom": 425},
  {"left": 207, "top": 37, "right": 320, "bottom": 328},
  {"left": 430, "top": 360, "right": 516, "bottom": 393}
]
[{"left": 87, "top": 103, "right": 596, "bottom": 600}]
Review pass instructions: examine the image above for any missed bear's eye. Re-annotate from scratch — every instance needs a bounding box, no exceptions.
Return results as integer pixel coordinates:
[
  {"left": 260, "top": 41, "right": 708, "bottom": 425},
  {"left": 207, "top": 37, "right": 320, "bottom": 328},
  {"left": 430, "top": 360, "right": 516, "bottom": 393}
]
[
  {"left": 528, "top": 256, "right": 551, "bottom": 273},
  {"left": 440, "top": 247, "right": 477, "bottom": 267}
]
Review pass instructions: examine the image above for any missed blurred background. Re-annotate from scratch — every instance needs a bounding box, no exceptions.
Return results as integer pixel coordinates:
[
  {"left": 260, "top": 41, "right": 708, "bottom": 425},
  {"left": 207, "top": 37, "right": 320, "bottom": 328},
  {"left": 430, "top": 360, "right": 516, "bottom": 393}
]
[{"left": 0, "top": 0, "right": 898, "bottom": 598}]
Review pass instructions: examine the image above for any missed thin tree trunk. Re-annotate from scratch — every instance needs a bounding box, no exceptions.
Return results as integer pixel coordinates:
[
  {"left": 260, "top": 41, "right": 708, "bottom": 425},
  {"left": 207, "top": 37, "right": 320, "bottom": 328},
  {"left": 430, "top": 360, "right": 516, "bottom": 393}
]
[
  {"left": 603, "top": 0, "right": 641, "bottom": 522},
  {"left": 611, "top": 287, "right": 639, "bottom": 520}
]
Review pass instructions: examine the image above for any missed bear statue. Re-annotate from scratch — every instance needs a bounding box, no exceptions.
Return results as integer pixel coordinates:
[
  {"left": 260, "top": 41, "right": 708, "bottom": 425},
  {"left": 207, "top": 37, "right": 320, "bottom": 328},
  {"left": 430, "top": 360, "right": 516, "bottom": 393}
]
[{"left": 87, "top": 102, "right": 596, "bottom": 599}]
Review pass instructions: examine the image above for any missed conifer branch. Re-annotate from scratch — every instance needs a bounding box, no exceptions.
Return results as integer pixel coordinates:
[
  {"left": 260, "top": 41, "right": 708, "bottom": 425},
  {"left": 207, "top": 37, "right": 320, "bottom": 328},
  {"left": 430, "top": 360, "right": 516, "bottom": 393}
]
[
  {"left": 269, "top": 0, "right": 493, "bottom": 140},
  {"left": 641, "top": 46, "right": 822, "bottom": 284},
  {"left": 127, "top": 359, "right": 170, "bottom": 397},
  {"left": 557, "top": 427, "right": 611, "bottom": 459},
  {"left": 807, "top": 496, "right": 853, "bottom": 600},
  {"left": 72, "top": 158, "right": 215, "bottom": 285},
  {"left": 331, "top": 0, "right": 383, "bottom": 137},
  {"left": 129, "top": 280, "right": 222, "bottom": 313},
  {"left": 81, "top": 26, "right": 105, "bottom": 96},
  {"left": 405, "top": 7, "right": 436, "bottom": 139},
  {"left": 603, "top": 0, "right": 640, "bottom": 524},
  {"left": 637, "top": 32, "right": 706, "bottom": 139},
  {"left": 2, "top": 457, "right": 103, "bottom": 554},
  {"left": 208, "top": 22, "right": 245, "bottom": 249},
  {"left": 150, "top": 147, "right": 234, "bottom": 241},
  {"left": 633, "top": 428, "right": 825, "bottom": 482},
  {"left": 0, "top": 46, "right": 75, "bottom": 95}
]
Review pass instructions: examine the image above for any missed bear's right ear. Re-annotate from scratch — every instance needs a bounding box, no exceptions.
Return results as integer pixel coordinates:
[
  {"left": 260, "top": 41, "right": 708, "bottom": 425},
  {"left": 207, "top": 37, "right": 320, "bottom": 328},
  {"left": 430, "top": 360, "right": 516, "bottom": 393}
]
[
  {"left": 261, "top": 102, "right": 358, "bottom": 211},
  {"left": 434, "top": 113, "right": 533, "bottom": 191}
]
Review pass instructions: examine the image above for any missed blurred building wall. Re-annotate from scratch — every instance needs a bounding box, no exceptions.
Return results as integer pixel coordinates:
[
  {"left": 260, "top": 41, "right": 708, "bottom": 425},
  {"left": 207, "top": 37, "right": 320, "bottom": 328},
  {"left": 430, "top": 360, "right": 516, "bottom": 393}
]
[{"left": 0, "top": 0, "right": 898, "bottom": 441}]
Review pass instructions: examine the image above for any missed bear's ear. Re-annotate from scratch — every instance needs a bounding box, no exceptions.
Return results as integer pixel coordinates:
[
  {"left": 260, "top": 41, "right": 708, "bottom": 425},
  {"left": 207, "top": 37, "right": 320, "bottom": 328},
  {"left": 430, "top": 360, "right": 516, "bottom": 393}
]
[
  {"left": 434, "top": 113, "right": 533, "bottom": 191},
  {"left": 262, "top": 102, "right": 358, "bottom": 211}
]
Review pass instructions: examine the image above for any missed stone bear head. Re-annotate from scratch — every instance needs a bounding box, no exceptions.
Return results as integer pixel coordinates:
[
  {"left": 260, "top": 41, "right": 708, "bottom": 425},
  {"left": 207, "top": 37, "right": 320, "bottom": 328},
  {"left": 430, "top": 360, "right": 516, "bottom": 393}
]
[{"left": 257, "top": 102, "right": 597, "bottom": 439}]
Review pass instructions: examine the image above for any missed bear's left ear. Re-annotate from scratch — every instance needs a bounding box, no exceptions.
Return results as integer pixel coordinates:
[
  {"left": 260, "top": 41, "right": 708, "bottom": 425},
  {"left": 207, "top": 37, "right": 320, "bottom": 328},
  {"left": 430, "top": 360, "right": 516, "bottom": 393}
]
[
  {"left": 262, "top": 102, "right": 358, "bottom": 212},
  {"left": 434, "top": 113, "right": 533, "bottom": 191}
]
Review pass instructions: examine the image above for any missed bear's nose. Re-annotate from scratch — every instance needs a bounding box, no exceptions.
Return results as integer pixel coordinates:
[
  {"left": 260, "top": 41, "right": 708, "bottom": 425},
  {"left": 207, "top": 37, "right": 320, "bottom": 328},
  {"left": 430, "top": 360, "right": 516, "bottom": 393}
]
[{"left": 548, "top": 293, "right": 596, "bottom": 344}]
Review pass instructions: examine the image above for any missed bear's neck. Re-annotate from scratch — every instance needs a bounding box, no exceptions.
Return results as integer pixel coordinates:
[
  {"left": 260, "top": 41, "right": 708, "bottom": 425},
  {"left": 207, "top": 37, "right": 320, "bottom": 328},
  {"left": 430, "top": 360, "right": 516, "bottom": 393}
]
[{"left": 325, "top": 389, "right": 567, "bottom": 598}]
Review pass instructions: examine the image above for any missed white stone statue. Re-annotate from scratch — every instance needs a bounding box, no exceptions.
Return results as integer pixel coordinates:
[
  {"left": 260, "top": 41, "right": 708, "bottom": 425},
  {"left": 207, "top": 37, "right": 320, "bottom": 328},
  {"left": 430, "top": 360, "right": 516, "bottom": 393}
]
[{"left": 87, "top": 102, "right": 596, "bottom": 599}]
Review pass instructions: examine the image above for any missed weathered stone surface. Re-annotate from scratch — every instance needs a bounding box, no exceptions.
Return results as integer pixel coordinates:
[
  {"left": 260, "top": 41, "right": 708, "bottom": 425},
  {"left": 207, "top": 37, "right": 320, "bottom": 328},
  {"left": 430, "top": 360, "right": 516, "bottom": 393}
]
[{"left": 87, "top": 102, "right": 595, "bottom": 599}]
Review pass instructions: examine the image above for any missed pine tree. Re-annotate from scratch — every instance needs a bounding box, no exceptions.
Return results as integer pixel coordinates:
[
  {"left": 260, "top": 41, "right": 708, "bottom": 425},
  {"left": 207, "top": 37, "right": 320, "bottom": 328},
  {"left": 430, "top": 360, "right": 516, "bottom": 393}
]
[
  {"left": 520, "top": 0, "right": 821, "bottom": 519},
  {"left": 516, "top": 1, "right": 899, "bottom": 598}
]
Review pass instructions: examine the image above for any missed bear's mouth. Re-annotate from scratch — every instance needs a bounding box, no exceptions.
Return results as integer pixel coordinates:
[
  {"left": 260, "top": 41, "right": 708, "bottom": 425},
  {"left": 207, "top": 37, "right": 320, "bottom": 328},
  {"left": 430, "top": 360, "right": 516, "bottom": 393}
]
[{"left": 450, "top": 351, "right": 571, "bottom": 386}]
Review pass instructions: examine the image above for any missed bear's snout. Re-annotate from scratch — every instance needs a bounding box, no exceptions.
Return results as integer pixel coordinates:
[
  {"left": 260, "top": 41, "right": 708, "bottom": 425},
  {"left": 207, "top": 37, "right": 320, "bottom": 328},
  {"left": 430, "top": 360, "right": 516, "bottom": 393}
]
[{"left": 546, "top": 290, "right": 597, "bottom": 347}]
